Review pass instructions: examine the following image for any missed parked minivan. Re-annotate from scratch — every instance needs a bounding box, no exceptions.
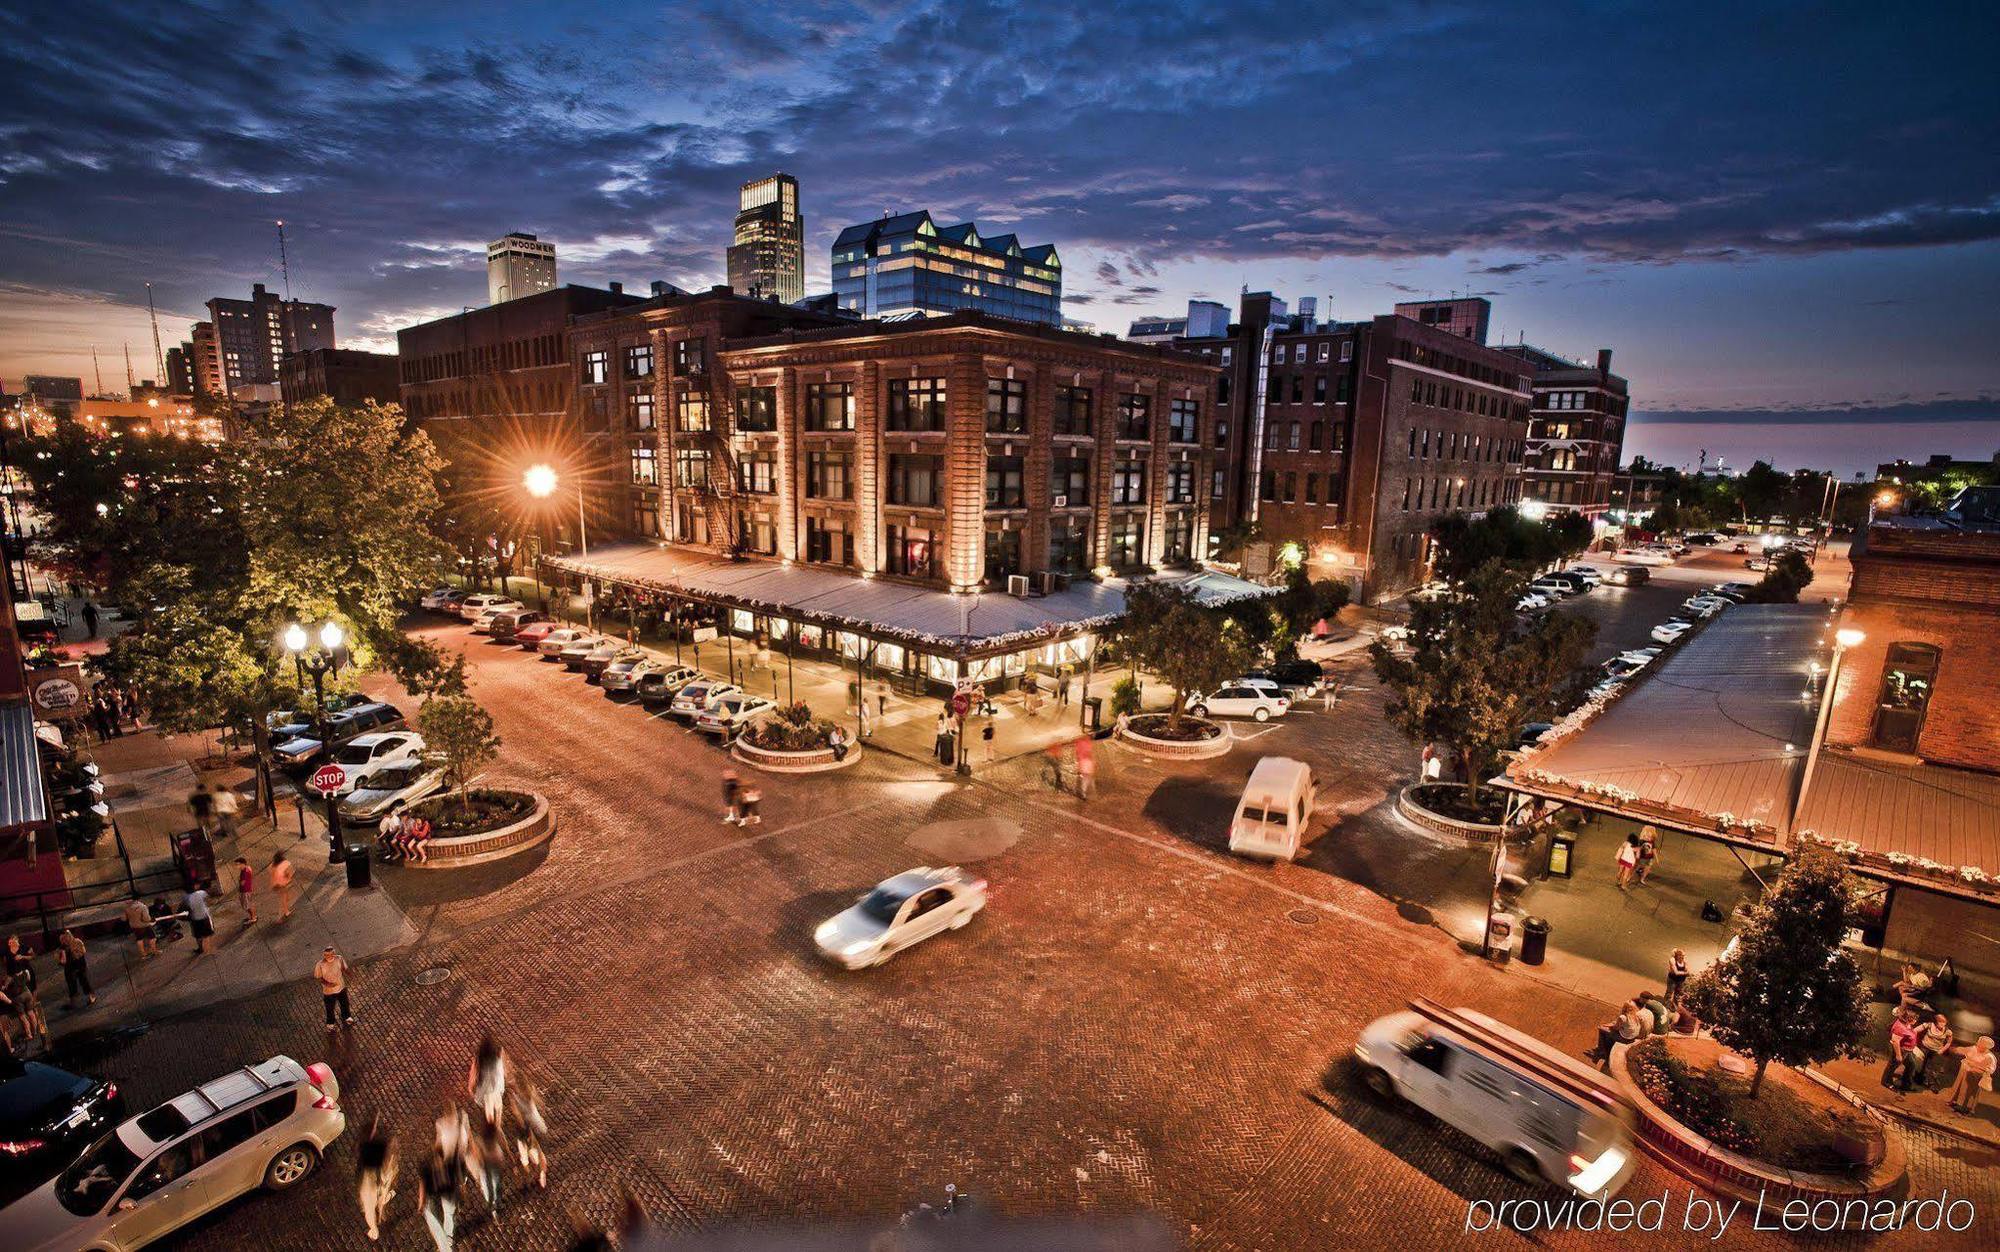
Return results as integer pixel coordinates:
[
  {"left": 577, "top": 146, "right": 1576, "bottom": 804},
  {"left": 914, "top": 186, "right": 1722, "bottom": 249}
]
[
  {"left": 1228, "top": 756, "right": 1317, "bottom": 861},
  {"left": 1354, "top": 1000, "right": 1638, "bottom": 1199}
]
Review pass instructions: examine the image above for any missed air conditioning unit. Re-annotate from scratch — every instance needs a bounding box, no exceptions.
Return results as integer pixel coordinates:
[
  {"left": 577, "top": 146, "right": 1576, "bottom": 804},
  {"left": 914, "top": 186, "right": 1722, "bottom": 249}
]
[
  {"left": 1038, "top": 571, "right": 1069, "bottom": 595},
  {"left": 1052, "top": 494, "right": 1068, "bottom": 509},
  {"left": 1007, "top": 574, "right": 1032, "bottom": 597}
]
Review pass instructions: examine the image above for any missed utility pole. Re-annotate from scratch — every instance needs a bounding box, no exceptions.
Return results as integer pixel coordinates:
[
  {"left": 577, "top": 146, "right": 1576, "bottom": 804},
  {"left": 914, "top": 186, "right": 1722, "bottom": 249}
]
[
  {"left": 123, "top": 344, "right": 136, "bottom": 395},
  {"left": 90, "top": 345, "right": 104, "bottom": 397},
  {"left": 146, "top": 282, "right": 166, "bottom": 383}
]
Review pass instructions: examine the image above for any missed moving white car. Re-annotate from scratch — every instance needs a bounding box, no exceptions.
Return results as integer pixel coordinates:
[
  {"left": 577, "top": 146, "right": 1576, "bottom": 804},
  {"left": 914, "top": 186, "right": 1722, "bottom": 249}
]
[
  {"left": 457, "top": 593, "right": 517, "bottom": 622},
  {"left": 1616, "top": 548, "right": 1673, "bottom": 567},
  {"left": 1187, "top": 685, "right": 1290, "bottom": 722},
  {"left": 669, "top": 679, "right": 739, "bottom": 721},
  {"left": 695, "top": 693, "right": 776, "bottom": 739},
  {"left": 337, "top": 763, "right": 446, "bottom": 825},
  {"left": 1565, "top": 565, "right": 1605, "bottom": 586},
  {"left": 814, "top": 867, "right": 987, "bottom": 969},
  {"left": 319, "top": 731, "right": 425, "bottom": 795},
  {"left": 1354, "top": 1001, "right": 1637, "bottom": 1199},
  {"left": 1651, "top": 621, "right": 1693, "bottom": 645},
  {"left": 1228, "top": 756, "right": 1317, "bottom": 861},
  {"left": 1377, "top": 624, "right": 1411, "bottom": 644},
  {"left": 4, "top": 1056, "right": 344, "bottom": 1252}
]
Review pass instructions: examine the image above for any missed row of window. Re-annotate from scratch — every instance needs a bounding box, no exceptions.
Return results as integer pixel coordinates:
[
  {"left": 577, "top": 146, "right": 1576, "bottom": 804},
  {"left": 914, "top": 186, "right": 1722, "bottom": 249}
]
[
  {"left": 581, "top": 339, "right": 704, "bottom": 386},
  {"left": 401, "top": 333, "right": 564, "bottom": 385},
  {"left": 1263, "top": 419, "right": 1349, "bottom": 454},
  {"left": 1257, "top": 470, "right": 1347, "bottom": 508},
  {"left": 1408, "top": 426, "right": 1520, "bottom": 463},
  {"left": 1270, "top": 339, "right": 1356, "bottom": 365},
  {"left": 1399, "top": 475, "right": 1522, "bottom": 512},
  {"left": 1392, "top": 337, "right": 1526, "bottom": 391},
  {"left": 1409, "top": 375, "right": 1524, "bottom": 421},
  {"left": 1267, "top": 373, "right": 1352, "bottom": 407},
  {"left": 706, "top": 508, "right": 1196, "bottom": 582}
]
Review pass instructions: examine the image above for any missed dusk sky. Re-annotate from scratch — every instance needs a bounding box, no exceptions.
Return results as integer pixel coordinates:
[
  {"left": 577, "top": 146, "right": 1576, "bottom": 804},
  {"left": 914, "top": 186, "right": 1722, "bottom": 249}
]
[{"left": 3, "top": 0, "right": 1996, "bottom": 476}]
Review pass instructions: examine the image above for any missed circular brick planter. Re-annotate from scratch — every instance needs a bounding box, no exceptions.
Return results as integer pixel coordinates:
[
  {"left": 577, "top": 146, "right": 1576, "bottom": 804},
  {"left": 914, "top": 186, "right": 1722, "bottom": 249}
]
[
  {"left": 404, "top": 792, "right": 555, "bottom": 869},
  {"left": 1608, "top": 1038, "right": 1907, "bottom": 1212},
  {"left": 731, "top": 737, "right": 863, "bottom": 774},
  {"left": 1117, "top": 716, "right": 1231, "bottom": 761},
  {"left": 1397, "top": 785, "right": 1517, "bottom": 841}
]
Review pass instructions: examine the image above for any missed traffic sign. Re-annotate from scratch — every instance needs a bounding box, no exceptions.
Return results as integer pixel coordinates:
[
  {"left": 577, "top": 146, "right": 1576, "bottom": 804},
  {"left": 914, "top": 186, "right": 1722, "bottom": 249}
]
[
  {"left": 311, "top": 764, "right": 347, "bottom": 794},
  {"left": 950, "top": 691, "right": 970, "bottom": 718}
]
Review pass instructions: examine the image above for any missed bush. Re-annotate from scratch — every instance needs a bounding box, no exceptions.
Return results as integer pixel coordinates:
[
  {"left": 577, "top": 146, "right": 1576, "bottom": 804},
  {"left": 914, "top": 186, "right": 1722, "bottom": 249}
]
[
  {"left": 1110, "top": 675, "right": 1142, "bottom": 718},
  {"left": 740, "top": 701, "right": 838, "bottom": 752},
  {"left": 1125, "top": 712, "right": 1221, "bottom": 741},
  {"left": 405, "top": 788, "right": 534, "bottom": 838}
]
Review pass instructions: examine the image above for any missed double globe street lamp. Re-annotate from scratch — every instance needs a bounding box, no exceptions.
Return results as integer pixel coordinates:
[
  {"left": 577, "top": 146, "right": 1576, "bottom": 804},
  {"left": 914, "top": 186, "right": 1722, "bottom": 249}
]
[{"left": 284, "top": 619, "right": 349, "bottom": 862}]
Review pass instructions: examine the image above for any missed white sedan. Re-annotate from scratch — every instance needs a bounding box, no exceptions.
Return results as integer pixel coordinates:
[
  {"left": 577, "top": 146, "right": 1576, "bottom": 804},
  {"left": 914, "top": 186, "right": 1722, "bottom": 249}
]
[
  {"left": 1188, "top": 685, "right": 1290, "bottom": 722},
  {"left": 1516, "top": 592, "right": 1551, "bottom": 612},
  {"left": 814, "top": 867, "right": 987, "bottom": 969},
  {"left": 338, "top": 763, "right": 446, "bottom": 825},
  {"left": 1651, "top": 621, "right": 1694, "bottom": 645},
  {"left": 320, "top": 732, "right": 425, "bottom": 795},
  {"left": 695, "top": 693, "right": 776, "bottom": 739}
]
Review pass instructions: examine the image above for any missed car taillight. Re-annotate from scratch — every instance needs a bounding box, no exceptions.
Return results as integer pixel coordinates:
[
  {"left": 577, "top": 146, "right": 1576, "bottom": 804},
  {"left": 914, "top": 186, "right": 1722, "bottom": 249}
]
[
  {"left": 102, "top": 1083, "right": 117, "bottom": 1101},
  {"left": 310, "top": 1087, "right": 338, "bottom": 1111},
  {"left": 0, "top": 1138, "right": 48, "bottom": 1154}
]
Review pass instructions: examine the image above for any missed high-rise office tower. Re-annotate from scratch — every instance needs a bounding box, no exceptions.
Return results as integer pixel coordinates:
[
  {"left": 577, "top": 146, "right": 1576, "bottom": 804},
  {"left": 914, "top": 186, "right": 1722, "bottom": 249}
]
[
  {"left": 487, "top": 232, "right": 559, "bottom": 305},
  {"left": 830, "top": 210, "right": 1062, "bottom": 325},
  {"left": 726, "top": 174, "right": 804, "bottom": 304},
  {"left": 203, "top": 284, "right": 336, "bottom": 389}
]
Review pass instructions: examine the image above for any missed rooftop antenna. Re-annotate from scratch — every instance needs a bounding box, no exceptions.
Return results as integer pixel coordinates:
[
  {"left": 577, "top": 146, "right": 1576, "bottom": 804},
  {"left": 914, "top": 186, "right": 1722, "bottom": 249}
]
[
  {"left": 124, "top": 343, "right": 136, "bottom": 394},
  {"left": 276, "top": 219, "right": 292, "bottom": 299},
  {"left": 90, "top": 345, "right": 104, "bottom": 396},
  {"left": 146, "top": 282, "right": 166, "bottom": 382}
]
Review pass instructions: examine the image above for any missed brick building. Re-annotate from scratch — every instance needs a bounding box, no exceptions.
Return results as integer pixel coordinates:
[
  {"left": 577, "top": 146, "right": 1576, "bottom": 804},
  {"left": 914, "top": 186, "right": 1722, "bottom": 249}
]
[
  {"left": 280, "top": 347, "right": 400, "bottom": 408},
  {"left": 1174, "top": 292, "right": 1532, "bottom": 600},
  {"left": 205, "top": 283, "right": 335, "bottom": 389},
  {"left": 1497, "top": 344, "right": 1629, "bottom": 517}
]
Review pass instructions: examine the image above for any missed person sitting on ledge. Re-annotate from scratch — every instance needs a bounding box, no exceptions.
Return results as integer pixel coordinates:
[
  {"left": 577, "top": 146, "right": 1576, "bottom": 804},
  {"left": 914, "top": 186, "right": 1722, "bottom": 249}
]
[
  {"left": 1635, "top": 992, "right": 1678, "bottom": 1036},
  {"left": 1590, "top": 1001, "right": 1647, "bottom": 1065}
]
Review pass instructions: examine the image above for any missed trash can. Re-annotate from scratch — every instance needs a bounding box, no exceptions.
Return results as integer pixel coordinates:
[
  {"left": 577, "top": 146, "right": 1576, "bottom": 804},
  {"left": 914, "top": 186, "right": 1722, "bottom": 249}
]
[
  {"left": 1082, "top": 696, "right": 1103, "bottom": 733},
  {"left": 1546, "top": 830, "right": 1577, "bottom": 878},
  {"left": 344, "top": 845, "right": 372, "bottom": 889},
  {"left": 1485, "top": 910, "right": 1516, "bottom": 964},
  {"left": 1521, "top": 916, "right": 1551, "bottom": 966}
]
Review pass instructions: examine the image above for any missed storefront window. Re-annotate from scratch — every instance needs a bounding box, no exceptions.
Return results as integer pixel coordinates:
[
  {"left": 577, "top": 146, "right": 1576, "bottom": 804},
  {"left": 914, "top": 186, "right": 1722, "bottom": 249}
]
[{"left": 1871, "top": 642, "right": 1940, "bottom": 755}]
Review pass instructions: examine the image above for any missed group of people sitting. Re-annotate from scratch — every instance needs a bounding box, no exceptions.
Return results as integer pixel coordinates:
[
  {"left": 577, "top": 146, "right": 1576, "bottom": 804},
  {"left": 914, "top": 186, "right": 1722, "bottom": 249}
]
[
  {"left": 377, "top": 810, "right": 435, "bottom": 863},
  {"left": 1588, "top": 989, "right": 1685, "bottom": 1066}
]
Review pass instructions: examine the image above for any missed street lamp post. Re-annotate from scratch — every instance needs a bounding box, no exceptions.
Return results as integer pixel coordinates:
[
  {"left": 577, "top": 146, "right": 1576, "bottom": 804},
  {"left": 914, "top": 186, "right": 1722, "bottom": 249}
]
[
  {"left": 1791, "top": 626, "right": 1864, "bottom": 834},
  {"left": 285, "top": 620, "right": 348, "bottom": 863}
]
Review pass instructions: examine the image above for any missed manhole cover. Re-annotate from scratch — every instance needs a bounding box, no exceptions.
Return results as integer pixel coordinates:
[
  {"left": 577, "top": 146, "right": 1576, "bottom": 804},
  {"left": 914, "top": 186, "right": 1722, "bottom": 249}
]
[
  {"left": 1286, "top": 908, "right": 1320, "bottom": 926},
  {"left": 414, "top": 967, "right": 454, "bottom": 987}
]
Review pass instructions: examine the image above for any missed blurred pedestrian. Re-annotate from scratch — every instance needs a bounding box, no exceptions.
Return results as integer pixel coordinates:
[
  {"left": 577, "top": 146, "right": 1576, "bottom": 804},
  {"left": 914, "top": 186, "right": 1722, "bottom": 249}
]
[
  {"left": 738, "top": 785, "right": 762, "bottom": 827},
  {"left": 721, "top": 768, "right": 742, "bottom": 825},
  {"left": 215, "top": 784, "right": 241, "bottom": 840},
  {"left": 1947, "top": 1035, "right": 1996, "bottom": 1115},
  {"left": 356, "top": 1114, "right": 399, "bottom": 1242},
  {"left": 123, "top": 896, "right": 157, "bottom": 959},
  {"left": 185, "top": 886, "right": 215, "bottom": 954},
  {"left": 471, "top": 1107, "right": 507, "bottom": 1219},
  {"left": 467, "top": 1036, "right": 507, "bottom": 1126},
  {"left": 512, "top": 1085, "right": 548, "bottom": 1189},
  {"left": 1074, "top": 734, "right": 1096, "bottom": 800},
  {"left": 3, "top": 971, "right": 45, "bottom": 1050},
  {"left": 1665, "top": 948, "right": 1690, "bottom": 1007},
  {"left": 188, "top": 784, "right": 215, "bottom": 837},
  {"left": 235, "top": 855, "right": 257, "bottom": 924},
  {"left": 90, "top": 694, "right": 117, "bottom": 743},
  {"left": 933, "top": 711, "right": 952, "bottom": 763},
  {"left": 417, "top": 1144, "right": 463, "bottom": 1252},
  {"left": 54, "top": 928, "right": 93, "bottom": 1007},
  {"left": 1635, "top": 825, "right": 1660, "bottom": 884},
  {"left": 270, "top": 850, "right": 296, "bottom": 922},
  {"left": 315, "top": 945, "right": 354, "bottom": 1031},
  {"left": 877, "top": 683, "right": 890, "bottom": 721},
  {"left": 82, "top": 601, "right": 98, "bottom": 638}
]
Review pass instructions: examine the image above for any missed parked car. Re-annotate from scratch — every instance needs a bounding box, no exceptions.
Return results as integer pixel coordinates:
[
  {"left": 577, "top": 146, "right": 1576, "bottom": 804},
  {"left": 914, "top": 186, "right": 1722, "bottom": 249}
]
[
  {"left": 557, "top": 635, "right": 613, "bottom": 670},
  {"left": 512, "top": 620, "right": 561, "bottom": 649},
  {"left": 1188, "top": 685, "right": 1290, "bottom": 722},
  {"left": 1544, "top": 571, "right": 1592, "bottom": 594},
  {"left": 1516, "top": 722, "right": 1554, "bottom": 748},
  {"left": 319, "top": 732, "right": 426, "bottom": 795},
  {"left": 1614, "top": 647, "right": 1663, "bottom": 667},
  {"left": 0, "top": 1057, "right": 125, "bottom": 1205},
  {"left": 458, "top": 593, "right": 517, "bottom": 622},
  {"left": 1377, "top": 624, "right": 1411, "bottom": 644},
  {"left": 669, "top": 679, "right": 739, "bottom": 721},
  {"left": 1585, "top": 677, "right": 1624, "bottom": 702},
  {"left": 336, "top": 763, "right": 446, "bottom": 825},
  {"left": 1527, "top": 577, "right": 1574, "bottom": 600},
  {"left": 1650, "top": 621, "right": 1694, "bottom": 645},
  {"left": 1680, "top": 596, "right": 1727, "bottom": 618},
  {"left": 264, "top": 693, "right": 368, "bottom": 742},
  {"left": 1516, "top": 592, "right": 1551, "bottom": 612},
  {"left": 2, "top": 1056, "right": 344, "bottom": 1252},
  {"left": 272, "top": 703, "right": 404, "bottom": 769},
  {"left": 1243, "top": 659, "right": 1325, "bottom": 696},
  {"left": 484, "top": 608, "right": 548, "bottom": 640},
  {"left": 598, "top": 655, "right": 657, "bottom": 694},
  {"left": 1745, "top": 556, "right": 1773, "bottom": 572},
  {"left": 1709, "top": 582, "right": 1754, "bottom": 602},
  {"left": 636, "top": 665, "right": 703, "bottom": 706},
  {"left": 416, "top": 587, "right": 455, "bottom": 612},
  {"left": 1354, "top": 1001, "right": 1637, "bottom": 1198},
  {"left": 813, "top": 867, "right": 987, "bottom": 969},
  {"left": 1565, "top": 565, "right": 1605, "bottom": 586},
  {"left": 695, "top": 694, "right": 777, "bottom": 740},
  {"left": 468, "top": 600, "right": 527, "bottom": 632},
  {"left": 581, "top": 643, "right": 643, "bottom": 681},
  {"left": 537, "top": 628, "right": 595, "bottom": 659}
]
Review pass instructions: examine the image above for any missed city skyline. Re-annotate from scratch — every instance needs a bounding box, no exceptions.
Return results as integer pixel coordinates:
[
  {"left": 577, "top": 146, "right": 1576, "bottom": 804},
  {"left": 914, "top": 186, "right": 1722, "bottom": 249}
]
[{"left": 1, "top": 1, "right": 1997, "bottom": 475}]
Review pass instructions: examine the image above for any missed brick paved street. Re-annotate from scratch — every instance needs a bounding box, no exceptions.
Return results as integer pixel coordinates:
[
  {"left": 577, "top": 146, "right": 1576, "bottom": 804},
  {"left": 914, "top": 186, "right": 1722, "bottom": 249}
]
[{"left": 70, "top": 617, "right": 1995, "bottom": 1250}]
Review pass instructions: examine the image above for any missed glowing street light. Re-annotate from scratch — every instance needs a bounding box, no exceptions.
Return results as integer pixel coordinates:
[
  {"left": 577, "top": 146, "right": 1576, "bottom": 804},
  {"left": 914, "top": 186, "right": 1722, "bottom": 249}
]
[{"left": 522, "top": 462, "right": 587, "bottom": 555}]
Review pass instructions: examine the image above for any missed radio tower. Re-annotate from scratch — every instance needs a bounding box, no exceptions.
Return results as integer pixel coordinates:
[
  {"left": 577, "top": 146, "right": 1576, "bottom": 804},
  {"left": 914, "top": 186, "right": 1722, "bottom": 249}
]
[
  {"left": 276, "top": 220, "right": 292, "bottom": 299},
  {"left": 91, "top": 345, "right": 104, "bottom": 397},
  {"left": 124, "top": 343, "right": 136, "bottom": 395},
  {"left": 146, "top": 282, "right": 167, "bottom": 382}
]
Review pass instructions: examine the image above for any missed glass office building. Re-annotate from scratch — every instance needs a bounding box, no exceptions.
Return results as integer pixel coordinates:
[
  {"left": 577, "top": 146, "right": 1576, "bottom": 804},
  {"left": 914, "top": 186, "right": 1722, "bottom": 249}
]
[{"left": 831, "top": 211, "right": 1062, "bottom": 326}]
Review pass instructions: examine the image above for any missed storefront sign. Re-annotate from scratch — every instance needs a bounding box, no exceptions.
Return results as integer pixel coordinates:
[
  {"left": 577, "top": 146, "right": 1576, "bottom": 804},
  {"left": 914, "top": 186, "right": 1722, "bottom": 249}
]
[{"left": 27, "top": 664, "right": 88, "bottom": 722}]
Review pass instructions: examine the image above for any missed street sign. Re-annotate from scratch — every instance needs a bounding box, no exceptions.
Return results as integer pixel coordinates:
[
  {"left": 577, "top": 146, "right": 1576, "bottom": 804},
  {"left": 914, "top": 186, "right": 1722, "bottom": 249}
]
[
  {"left": 950, "top": 691, "right": 970, "bottom": 719},
  {"left": 311, "top": 764, "right": 347, "bottom": 794}
]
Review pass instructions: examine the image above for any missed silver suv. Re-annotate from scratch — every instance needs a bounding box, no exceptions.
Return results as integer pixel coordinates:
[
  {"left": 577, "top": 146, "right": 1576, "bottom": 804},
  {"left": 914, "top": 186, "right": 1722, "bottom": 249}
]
[{"left": 5, "top": 1055, "right": 345, "bottom": 1252}]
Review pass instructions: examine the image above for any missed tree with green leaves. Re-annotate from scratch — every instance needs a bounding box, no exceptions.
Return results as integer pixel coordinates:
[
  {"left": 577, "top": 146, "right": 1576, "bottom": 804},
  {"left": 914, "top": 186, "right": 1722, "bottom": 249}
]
[
  {"left": 417, "top": 695, "right": 502, "bottom": 818},
  {"left": 1122, "top": 582, "right": 1252, "bottom": 729},
  {"left": 1745, "top": 549, "right": 1814, "bottom": 603},
  {"left": 1429, "top": 506, "right": 1593, "bottom": 583},
  {"left": 1229, "top": 565, "right": 1352, "bottom": 661},
  {"left": 1370, "top": 560, "right": 1596, "bottom": 799},
  {"left": 1682, "top": 843, "right": 1869, "bottom": 1097}
]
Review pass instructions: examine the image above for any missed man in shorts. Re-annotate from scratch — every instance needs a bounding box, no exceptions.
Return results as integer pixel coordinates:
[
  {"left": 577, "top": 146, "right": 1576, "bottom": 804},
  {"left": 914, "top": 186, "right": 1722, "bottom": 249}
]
[{"left": 185, "top": 886, "right": 215, "bottom": 954}]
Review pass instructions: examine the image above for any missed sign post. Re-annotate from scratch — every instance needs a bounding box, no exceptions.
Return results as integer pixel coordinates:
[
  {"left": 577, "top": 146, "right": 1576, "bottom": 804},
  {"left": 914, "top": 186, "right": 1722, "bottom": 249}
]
[{"left": 311, "top": 764, "right": 347, "bottom": 863}]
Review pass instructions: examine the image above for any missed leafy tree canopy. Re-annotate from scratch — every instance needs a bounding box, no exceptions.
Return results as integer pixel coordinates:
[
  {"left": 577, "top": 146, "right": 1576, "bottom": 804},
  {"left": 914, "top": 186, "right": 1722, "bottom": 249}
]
[
  {"left": 417, "top": 694, "right": 502, "bottom": 815},
  {"left": 1428, "top": 506, "right": 1592, "bottom": 583},
  {"left": 1123, "top": 582, "right": 1252, "bottom": 727}
]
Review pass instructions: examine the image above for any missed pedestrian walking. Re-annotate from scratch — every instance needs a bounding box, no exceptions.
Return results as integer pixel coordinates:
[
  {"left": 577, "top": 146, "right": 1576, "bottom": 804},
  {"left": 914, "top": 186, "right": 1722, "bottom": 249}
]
[
  {"left": 1323, "top": 679, "right": 1338, "bottom": 712},
  {"left": 356, "top": 1114, "right": 399, "bottom": 1242},
  {"left": 467, "top": 1036, "right": 507, "bottom": 1126},
  {"left": 1635, "top": 825, "right": 1660, "bottom": 884},
  {"left": 185, "top": 886, "right": 215, "bottom": 954},
  {"left": 3, "top": 970, "right": 46, "bottom": 1050},
  {"left": 215, "top": 785, "right": 241, "bottom": 841},
  {"left": 270, "top": 850, "right": 295, "bottom": 922},
  {"left": 82, "top": 601, "right": 99, "bottom": 638},
  {"left": 877, "top": 684, "right": 890, "bottom": 722},
  {"left": 235, "top": 855, "right": 257, "bottom": 924},
  {"left": 1665, "top": 948, "right": 1690, "bottom": 1007},
  {"left": 90, "top": 693, "right": 117, "bottom": 743},
  {"left": 1057, "top": 666, "right": 1072, "bottom": 708},
  {"left": 1074, "top": 734, "right": 1096, "bottom": 800},
  {"left": 472, "top": 1107, "right": 507, "bottom": 1219},
  {"left": 857, "top": 700, "right": 871, "bottom": 739},
  {"left": 417, "top": 1145, "right": 463, "bottom": 1252},
  {"left": 4, "top": 934, "right": 35, "bottom": 992},
  {"left": 1918, "top": 1013, "right": 1955, "bottom": 1092},
  {"left": 54, "top": 928, "right": 93, "bottom": 1007},
  {"left": 123, "top": 896, "right": 158, "bottom": 958},
  {"left": 738, "top": 785, "right": 762, "bottom": 826},
  {"left": 933, "top": 711, "right": 952, "bottom": 763},
  {"left": 721, "top": 768, "right": 742, "bottom": 825},
  {"left": 512, "top": 1085, "right": 549, "bottom": 1189},
  {"left": 188, "top": 784, "right": 215, "bottom": 837},
  {"left": 315, "top": 945, "right": 354, "bottom": 1031},
  {"left": 1615, "top": 833, "right": 1641, "bottom": 891},
  {"left": 1946, "top": 1035, "right": 1996, "bottom": 1115}
]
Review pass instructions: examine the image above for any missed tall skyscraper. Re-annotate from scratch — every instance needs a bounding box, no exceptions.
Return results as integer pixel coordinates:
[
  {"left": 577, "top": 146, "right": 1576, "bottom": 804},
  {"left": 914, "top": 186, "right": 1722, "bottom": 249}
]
[
  {"left": 726, "top": 174, "right": 804, "bottom": 303},
  {"left": 487, "top": 232, "right": 558, "bottom": 305},
  {"left": 204, "top": 284, "right": 336, "bottom": 390},
  {"left": 830, "top": 210, "right": 1062, "bottom": 325}
]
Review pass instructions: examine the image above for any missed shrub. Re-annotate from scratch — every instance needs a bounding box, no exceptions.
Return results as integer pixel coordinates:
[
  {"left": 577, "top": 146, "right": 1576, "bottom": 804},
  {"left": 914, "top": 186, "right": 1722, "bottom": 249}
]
[
  {"left": 740, "top": 702, "right": 838, "bottom": 752},
  {"left": 1110, "top": 675, "right": 1142, "bottom": 718}
]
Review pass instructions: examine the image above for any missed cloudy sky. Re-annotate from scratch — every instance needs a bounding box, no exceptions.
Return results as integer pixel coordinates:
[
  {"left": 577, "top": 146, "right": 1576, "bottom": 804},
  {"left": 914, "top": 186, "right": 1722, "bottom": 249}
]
[{"left": 3, "top": 0, "right": 1996, "bottom": 475}]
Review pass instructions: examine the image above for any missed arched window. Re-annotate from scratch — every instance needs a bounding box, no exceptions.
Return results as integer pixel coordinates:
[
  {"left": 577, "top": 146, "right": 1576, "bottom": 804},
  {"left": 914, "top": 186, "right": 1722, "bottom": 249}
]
[{"left": 1870, "top": 642, "right": 1940, "bottom": 754}]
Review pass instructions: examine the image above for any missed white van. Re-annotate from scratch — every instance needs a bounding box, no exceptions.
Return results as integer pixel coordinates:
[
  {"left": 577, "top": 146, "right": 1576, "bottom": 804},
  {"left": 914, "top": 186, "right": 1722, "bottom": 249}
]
[
  {"left": 1354, "top": 1000, "right": 1638, "bottom": 1198},
  {"left": 1228, "top": 757, "right": 1316, "bottom": 861}
]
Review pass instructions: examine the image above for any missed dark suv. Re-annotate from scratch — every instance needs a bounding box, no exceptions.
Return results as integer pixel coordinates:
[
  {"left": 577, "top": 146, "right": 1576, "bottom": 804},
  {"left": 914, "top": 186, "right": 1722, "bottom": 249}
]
[{"left": 0, "top": 1056, "right": 125, "bottom": 1205}]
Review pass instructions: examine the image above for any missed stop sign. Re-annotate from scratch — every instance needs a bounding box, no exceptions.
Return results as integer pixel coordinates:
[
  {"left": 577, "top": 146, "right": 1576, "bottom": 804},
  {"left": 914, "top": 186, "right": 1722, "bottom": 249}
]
[
  {"left": 950, "top": 691, "right": 970, "bottom": 718},
  {"left": 311, "top": 764, "right": 347, "bottom": 793}
]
